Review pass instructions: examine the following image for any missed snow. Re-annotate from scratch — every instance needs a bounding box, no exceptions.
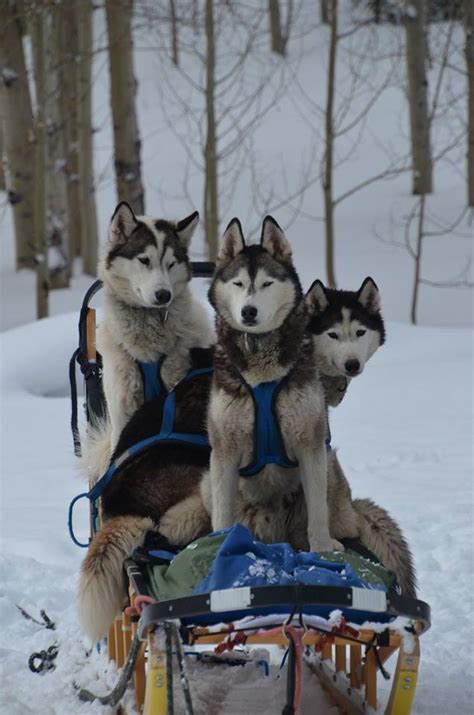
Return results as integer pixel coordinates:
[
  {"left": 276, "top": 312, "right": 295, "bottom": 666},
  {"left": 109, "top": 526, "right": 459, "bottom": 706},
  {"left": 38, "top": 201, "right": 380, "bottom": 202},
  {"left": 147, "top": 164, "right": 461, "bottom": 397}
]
[
  {"left": 0, "top": 310, "right": 472, "bottom": 713},
  {"left": 0, "top": 7, "right": 473, "bottom": 714}
]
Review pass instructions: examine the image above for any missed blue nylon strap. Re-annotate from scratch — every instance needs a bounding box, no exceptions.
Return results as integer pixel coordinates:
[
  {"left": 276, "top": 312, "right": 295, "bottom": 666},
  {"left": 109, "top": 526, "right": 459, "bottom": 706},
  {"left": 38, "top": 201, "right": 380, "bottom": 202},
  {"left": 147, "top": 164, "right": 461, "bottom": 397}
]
[
  {"left": 140, "top": 360, "right": 162, "bottom": 401},
  {"left": 68, "top": 365, "right": 213, "bottom": 546},
  {"left": 239, "top": 380, "right": 298, "bottom": 478}
]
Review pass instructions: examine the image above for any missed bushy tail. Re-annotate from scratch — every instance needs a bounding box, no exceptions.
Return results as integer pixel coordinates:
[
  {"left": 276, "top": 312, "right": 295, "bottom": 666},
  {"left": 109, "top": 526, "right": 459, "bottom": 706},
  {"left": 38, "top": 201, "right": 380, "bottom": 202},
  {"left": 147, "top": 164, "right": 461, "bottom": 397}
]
[
  {"left": 77, "top": 419, "right": 113, "bottom": 484},
  {"left": 353, "top": 498, "right": 417, "bottom": 599},
  {"left": 77, "top": 515, "right": 154, "bottom": 642}
]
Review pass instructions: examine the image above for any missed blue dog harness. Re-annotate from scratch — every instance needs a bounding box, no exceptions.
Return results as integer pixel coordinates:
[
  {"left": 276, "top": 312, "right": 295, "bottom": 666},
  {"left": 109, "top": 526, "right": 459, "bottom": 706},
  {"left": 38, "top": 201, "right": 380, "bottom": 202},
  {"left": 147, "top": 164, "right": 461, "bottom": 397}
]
[
  {"left": 68, "top": 364, "right": 212, "bottom": 547},
  {"left": 237, "top": 371, "right": 332, "bottom": 477},
  {"left": 238, "top": 378, "right": 298, "bottom": 477}
]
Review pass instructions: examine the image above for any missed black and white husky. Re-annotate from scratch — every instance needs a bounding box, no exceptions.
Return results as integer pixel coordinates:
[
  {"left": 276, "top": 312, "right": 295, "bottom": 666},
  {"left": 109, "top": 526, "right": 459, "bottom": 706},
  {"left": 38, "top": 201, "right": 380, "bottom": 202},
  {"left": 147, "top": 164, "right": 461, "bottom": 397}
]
[
  {"left": 203, "top": 216, "right": 343, "bottom": 553},
  {"left": 87, "top": 201, "right": 214, "bottom": 475},
  {"left": 308, "top": 278, "right": 385, "bottom": 407}
]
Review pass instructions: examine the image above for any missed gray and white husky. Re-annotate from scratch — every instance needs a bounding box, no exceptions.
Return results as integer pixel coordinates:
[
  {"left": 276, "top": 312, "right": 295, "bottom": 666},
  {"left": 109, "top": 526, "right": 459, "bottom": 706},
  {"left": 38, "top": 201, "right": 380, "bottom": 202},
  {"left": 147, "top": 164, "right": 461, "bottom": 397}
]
[
  {"left": 86, "top": 201, "right": 214, "bottom": 476},
  {"left": 160, "top": 271, "right": 417, "bottom": 597},
  {"left": 202, "top": 215, "right": 343, "bottom": 553}
]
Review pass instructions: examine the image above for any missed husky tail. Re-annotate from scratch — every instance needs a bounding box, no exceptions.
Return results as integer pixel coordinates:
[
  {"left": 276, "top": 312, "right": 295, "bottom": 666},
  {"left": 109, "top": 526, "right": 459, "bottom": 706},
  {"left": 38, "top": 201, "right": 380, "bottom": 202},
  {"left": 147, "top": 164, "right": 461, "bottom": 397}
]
[
  {"left": 353, "top": 498, "right": 417, "bottom": 599},
  {"left": 78, "top": 515, "right": 154, "bottom": 642},
  {"left": 77, "top": 419, "right": 113, "bottom": 484}
]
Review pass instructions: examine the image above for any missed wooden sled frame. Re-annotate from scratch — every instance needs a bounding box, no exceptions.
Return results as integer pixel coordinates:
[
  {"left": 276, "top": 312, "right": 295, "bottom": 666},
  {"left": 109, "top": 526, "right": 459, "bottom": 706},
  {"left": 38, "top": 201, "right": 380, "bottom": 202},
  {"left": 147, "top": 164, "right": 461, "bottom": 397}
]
[{"left": 104, "top": 566, "right": 430, "bottom": 715}]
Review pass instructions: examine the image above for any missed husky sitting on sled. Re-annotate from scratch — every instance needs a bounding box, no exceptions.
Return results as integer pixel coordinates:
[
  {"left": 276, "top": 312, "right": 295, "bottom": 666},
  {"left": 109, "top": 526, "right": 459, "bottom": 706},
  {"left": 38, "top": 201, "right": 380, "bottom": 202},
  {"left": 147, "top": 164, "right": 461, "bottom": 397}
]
[
  {"left": 87, "top": 201, "right": 214, "bottom": 475},
  {"left": 77, "top": 203, "right": 214, "bottom": 641},
  {"left": 160, "top": 224, "right": 416, "bottom": 597},
  {"left": 201, "top": 216, "right": 342, "bottom": 553}
]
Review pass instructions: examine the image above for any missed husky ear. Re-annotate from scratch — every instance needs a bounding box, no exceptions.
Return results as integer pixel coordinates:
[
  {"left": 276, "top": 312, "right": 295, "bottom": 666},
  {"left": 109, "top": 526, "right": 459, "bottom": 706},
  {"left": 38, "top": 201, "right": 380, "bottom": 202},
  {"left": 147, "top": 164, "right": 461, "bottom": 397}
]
[
  {"left": 260, "top": 216, "right": 292, "bottom": 260},
  {"left": 306, "top": 280, "right": 329, "bottom": 315},
  {"left": 176, "top": 211, "right": 199, "bottom": 249},
  {"left": 357, "top": 277, "right": 380, "bottom": 313},
  {"left": 109, "top": 201, "right": 138, "bottom": 243},
  {"left": 217, "top": 218, "right": 245, "bottom": 265}
]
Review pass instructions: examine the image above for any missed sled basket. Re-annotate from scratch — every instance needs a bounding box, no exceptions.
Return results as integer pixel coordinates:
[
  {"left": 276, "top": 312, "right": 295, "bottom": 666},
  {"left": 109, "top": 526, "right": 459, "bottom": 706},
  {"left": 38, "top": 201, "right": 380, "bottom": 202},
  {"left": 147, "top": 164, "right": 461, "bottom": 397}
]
[{"left": 103, "top": 543, "right": 430, "bottom": 715}]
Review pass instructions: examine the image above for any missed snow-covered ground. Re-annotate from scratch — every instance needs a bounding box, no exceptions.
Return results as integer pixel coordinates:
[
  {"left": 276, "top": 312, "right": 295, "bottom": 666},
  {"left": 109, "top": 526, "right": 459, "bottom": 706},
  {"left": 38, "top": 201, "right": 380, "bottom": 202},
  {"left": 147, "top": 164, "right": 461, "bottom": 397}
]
[
  {"left": 0, "top": 309, "right": 472, "bottom": 713},
  {"left": 1, "top": 6, "right": 473, "bottom": 714}
]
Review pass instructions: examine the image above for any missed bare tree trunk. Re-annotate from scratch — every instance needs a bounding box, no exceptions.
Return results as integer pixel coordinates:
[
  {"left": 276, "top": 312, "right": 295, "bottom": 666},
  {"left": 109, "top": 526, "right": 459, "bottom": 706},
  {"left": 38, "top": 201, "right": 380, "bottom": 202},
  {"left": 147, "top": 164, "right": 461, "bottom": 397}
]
[
  {"left": 106, "top": 0, "right": 145, "bottom": 214},
  {"left": 0, "top": 126, "right": 5, "bottom": 190},
  {"left": 0, "top": 2, "right": 36, "bottom": 269},
  {"left": 44, "top": 4, "right": 70, "bottom": 288},
  {"left": 77, "top": 0, "right": 98, "bottom": 276},
  {"left": 404, "top": 0, "right": 433, "bottom": 195},
  {"left": 268, "top": 0, "right": 284, "bottom": 56},
  {"left": 169, "top": 0, "right": 179, "bottom": 66},
  {"left": 465, "top": 0, "right": 474, "bottom": 207},
  {"left": 58, "top": 0, "right": 82, "bottom": 260},
  {"left": 204, "top": 0, "right": 219, "bottom": 261},
  {"left": 410, "top": 195, "right": 426, "bottom": 325},
  {"left": 323, "top": 0, "right": 337, "bottom": 288},
  {"left": 31, "top": 4, "right": 49, "bottom": 319},
  {"left": 320, "top": 0, "right": 330, "bottom": 24}
]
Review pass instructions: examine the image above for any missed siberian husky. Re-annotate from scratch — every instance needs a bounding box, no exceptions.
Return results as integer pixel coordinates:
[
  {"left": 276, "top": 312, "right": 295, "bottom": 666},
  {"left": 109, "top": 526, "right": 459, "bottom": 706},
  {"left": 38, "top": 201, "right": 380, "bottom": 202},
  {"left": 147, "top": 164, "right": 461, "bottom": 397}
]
[
  {"left": 160, "top": 272, "right": 416, "bottom": 598},
  {"left": 87, "top": 201, "right": 214, "bottom": 475},
  {"left": 308, "top": 278, "right": 386, "bottom": 407},
  {"left": 202, "top": 215, "right": 342, "bottom": 554},
  {"left": 77, "top": 202, "right": 215, "bottom": 641}
]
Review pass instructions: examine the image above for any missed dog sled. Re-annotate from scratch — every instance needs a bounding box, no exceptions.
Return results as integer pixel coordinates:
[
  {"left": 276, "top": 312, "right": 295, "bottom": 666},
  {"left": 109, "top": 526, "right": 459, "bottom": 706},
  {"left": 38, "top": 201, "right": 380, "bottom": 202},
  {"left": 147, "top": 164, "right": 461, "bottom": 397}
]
[{"left": 69, "top": 268, "right": 431, "bottom": 715}]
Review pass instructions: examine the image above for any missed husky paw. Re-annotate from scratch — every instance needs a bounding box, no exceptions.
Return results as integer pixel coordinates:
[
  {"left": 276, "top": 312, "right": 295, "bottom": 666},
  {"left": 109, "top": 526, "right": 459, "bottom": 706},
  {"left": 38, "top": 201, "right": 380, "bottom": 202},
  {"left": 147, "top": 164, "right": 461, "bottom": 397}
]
[{"left": 310, "top": 538, "right": 345, "bottom": 554}]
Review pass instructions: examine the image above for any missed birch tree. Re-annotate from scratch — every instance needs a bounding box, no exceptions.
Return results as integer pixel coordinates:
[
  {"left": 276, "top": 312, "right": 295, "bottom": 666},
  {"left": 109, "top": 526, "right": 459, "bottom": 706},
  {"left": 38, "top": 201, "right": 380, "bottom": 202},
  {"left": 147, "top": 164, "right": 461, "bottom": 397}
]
[
  {"left": 404, "top": 0, "right": 433, "bottom": 194},
  {"left": 76, "top": 0, "right": 99, "bottom": 276},
  {"left": 0, "top": 2, "right": 36, "bottom": 269},
  {"left": 465, "top": 0, "right": 474, "bottom": 206},
  {"left": 0, "top": 127, "right": 5, "bottom": 191},
  {"left": 204, "top": 0, "right": 218, "bottom": 260},
  {"left": 322, "top": 0, "right": 337, "bottom": 287},
  {"left": 30, "top": 3, "right": 49, "bottom": 318},
  {"left": 43, "top": 3, "right": 70, "bottom": 288},
  {"left": 106, "top": 0, "right": 145, "bottom": 214},
  {"left": 58, "top": 0, "right": 82, "bottom": 259},
  {"left": 269, "top": 0, "right": 284, "bottom": 55}
]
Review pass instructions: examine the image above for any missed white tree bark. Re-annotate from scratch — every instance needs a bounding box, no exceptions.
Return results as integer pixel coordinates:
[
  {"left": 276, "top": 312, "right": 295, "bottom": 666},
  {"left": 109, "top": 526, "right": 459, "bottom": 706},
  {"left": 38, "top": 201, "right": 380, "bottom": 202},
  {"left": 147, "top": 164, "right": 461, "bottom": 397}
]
[
  {"left": 0, "top": 1, "right": 36, "bottom": 269},
  {"left": 404, "top": 0, "right": 433, "bottom": 195},
  {"left": 76, "top": 0, "right": 99, "bottom": 276},
  {"left": 31, "top": 3, "right": 49, "bottom": 319},
  {"left": 44, "top": 4, "right": 70, "bottom": 288},
  {"left": 105, "top": 0, "right": 145, "bottom": 214}
]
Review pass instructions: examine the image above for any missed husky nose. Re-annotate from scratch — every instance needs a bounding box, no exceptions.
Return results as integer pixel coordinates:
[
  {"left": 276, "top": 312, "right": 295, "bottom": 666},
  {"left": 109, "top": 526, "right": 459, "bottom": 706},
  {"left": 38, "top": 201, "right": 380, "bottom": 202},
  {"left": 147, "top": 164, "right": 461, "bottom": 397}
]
[
  {"left": 241, "top": 305, "right": 258, "bottom": 323},
  {"left": 155, "top": 289, "right": 171, "bottom": 306},
  {"left": 345, "top": 359, "right": 360, "bottom": 375}
]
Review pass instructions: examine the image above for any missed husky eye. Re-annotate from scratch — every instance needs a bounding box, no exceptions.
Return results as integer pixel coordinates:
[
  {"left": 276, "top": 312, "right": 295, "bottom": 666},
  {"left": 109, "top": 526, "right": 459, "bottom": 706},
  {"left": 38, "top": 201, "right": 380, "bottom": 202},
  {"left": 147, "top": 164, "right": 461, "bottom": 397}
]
[
  {"left": 262, "top": 281, "right": 274, "bottom": 288},
  {"left": 233, "top": 281, "right": 244, "bottom": 288},
  {"left": 168, "top": 261, "right": 176, "bottom": 269},
  {"left": 356, "top": 329, "right": 366, "bottom": 337},
  {"left": 138, "top": 256, "right": 150, "bottom": 266},
  {"left": 327, "top": 332, "right": 339, "bottom": 340}
]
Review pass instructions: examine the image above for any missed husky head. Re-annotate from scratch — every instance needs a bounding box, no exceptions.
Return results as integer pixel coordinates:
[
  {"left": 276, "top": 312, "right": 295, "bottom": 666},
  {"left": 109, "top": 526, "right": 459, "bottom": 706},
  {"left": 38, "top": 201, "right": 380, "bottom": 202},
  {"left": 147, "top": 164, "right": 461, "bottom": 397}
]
[
  {"left": 306, "top": 277, "right": 385, "bottom": 378},
  {"left": 100, "top": 201, "right": 199, "bottom": 308},
  {"left": 209, "top": 216, "right": 302, "bottom": 333}
]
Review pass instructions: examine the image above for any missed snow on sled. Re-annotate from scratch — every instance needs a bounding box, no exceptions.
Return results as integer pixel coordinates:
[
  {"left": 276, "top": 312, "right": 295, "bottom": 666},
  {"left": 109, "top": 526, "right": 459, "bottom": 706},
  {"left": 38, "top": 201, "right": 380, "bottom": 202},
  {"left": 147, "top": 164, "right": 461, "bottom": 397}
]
[{"left": 69, "top": 276, "right": 431, "bottom": 714}]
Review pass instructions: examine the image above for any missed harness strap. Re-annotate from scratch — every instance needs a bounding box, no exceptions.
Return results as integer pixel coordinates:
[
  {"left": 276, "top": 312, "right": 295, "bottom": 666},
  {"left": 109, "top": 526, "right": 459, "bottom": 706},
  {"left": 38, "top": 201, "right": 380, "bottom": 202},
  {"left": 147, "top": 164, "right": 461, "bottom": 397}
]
[
  {"left": 237, "top": 375, "right": 298, "bottom": 478},
  {"left": 68, "top": 366, "right": 212, "bottom": 547}
]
